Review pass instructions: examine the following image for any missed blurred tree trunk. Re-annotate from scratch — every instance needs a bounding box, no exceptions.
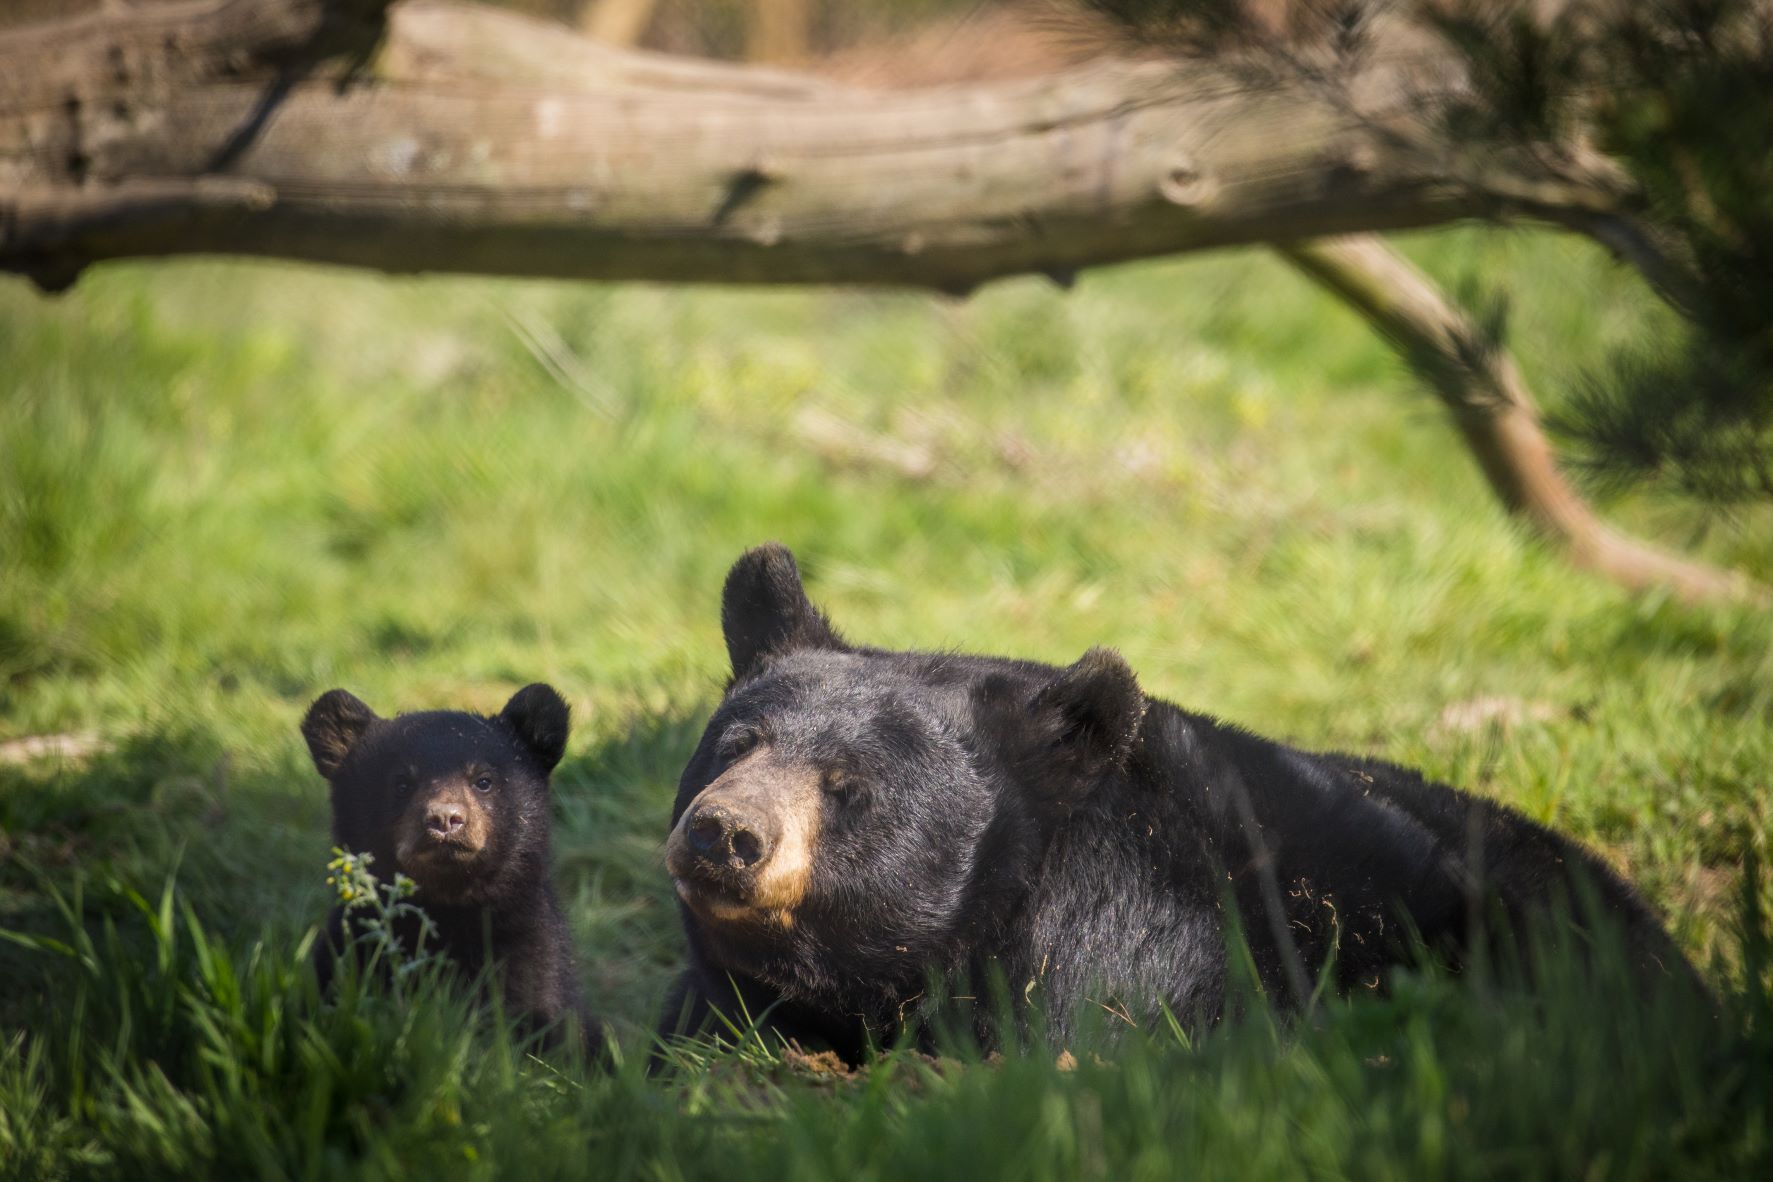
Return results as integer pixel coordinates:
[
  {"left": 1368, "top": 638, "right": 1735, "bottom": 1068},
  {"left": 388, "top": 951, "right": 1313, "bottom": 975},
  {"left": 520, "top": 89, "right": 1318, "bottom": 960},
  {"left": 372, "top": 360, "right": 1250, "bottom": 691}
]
[
  {"left": 0, "top": 1, "right": 1632, "bottom": 293},
  {"left": 748, "top": 0, "right": 810, "bottom": 65},
  {"left": 579, "top": 0, "right": 657, "bottom": 47},
  {"left": 0, "top": 0, "right": 1760, "bottom": 604}
]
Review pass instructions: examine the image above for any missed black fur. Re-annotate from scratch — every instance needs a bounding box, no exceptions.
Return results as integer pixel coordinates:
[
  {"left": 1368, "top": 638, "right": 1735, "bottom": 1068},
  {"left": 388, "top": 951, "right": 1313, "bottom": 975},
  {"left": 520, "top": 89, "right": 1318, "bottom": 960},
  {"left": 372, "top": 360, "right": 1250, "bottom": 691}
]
[
  {"left": 302, "top": 685, "right": 601, "bottom": 1055},
  {"left": 720, "top": 544, "right": 846, "bottom": 683},
  {"left": 659, "top": 544, "right": 1700, "bottom": 1062}
]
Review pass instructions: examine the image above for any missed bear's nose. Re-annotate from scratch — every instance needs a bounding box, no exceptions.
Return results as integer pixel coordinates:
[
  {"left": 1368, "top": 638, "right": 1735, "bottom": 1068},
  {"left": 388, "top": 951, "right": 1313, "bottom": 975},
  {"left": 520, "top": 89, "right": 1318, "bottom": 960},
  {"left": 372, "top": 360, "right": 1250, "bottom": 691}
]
[
  {"left": 685, "top": 804, "right": 771, "bottom": 869},
  {"left": 425, "top": 801, "right": 467, "bottom": 837}
]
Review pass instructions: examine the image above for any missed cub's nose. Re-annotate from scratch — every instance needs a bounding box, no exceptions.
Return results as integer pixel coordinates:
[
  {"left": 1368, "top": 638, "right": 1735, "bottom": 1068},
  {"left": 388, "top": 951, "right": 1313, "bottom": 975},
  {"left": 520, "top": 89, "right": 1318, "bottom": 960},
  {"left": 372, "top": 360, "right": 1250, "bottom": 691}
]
[
  {"left": 425, "top": 801, "right": 467, "bottom": 837},
  {"left": 684, "top": 803, "right": 771, "bottom": 869}
]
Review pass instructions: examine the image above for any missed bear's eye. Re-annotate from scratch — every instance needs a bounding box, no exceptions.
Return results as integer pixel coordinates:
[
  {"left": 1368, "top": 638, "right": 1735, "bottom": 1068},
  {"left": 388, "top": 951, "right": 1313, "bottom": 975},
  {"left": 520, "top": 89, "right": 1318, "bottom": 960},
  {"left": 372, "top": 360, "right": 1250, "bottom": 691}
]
[
  {"left": 821, "top": 769, "right": 850, "bottom": 797},
  {"left": 473, "top": 774, "right": 494, "bottom": 793},
  {"left": 720, "top": 728, "right": 761, "bottom": 761},
  {"left": 393, "top": 774, "right": 415, "bottom": 796}
]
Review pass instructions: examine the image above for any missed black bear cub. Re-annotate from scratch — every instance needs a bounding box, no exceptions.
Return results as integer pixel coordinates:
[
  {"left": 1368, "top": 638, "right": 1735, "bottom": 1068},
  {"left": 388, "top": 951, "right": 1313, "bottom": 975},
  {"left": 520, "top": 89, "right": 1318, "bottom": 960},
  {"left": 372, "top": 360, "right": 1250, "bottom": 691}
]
[
  {"left": 302, "top": 684, "right": 598, "bottom": 1054},
  {"left": 660, "top": 544, "right": 1702, "bottom": 1064}
]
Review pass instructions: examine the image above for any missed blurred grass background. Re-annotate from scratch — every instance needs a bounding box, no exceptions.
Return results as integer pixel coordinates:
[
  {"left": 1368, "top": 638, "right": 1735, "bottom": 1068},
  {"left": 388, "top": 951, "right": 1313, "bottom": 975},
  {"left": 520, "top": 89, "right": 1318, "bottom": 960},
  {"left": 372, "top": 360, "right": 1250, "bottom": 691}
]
[{"left": 2, "top": 219, "right": 1770, "bottom": 1174}]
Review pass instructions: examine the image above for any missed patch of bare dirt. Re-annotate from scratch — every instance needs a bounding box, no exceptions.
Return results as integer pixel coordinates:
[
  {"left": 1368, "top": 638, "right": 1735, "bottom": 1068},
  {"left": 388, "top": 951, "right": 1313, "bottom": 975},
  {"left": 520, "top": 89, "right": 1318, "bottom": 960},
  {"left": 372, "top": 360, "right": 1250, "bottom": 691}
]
[{"left": 782, "top": 1046, "right": 858, "bottom": 1080}]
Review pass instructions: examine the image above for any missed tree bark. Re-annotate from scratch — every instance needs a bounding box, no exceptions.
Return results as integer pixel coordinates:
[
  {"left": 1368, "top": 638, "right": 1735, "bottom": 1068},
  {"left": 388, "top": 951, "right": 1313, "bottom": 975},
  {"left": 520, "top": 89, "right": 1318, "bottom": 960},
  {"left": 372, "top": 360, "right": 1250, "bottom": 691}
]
[
  {"left": 1277, "top": 236, "right": 1767, "bottom": 607},
  {"left": 1, "top": 0, "right": 1620, "bottom": 295}
]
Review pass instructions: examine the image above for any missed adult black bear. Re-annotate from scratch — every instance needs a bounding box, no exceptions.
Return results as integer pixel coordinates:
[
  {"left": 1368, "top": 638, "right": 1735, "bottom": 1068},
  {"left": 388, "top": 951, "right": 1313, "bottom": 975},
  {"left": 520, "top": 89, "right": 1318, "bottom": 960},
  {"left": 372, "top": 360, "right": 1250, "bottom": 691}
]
[
  {"left": 302, "top": 684, "right": 601, "bottom": 1055},
  {"left": 659, "top": 544, "right": 1698, "bottom": 1062}
]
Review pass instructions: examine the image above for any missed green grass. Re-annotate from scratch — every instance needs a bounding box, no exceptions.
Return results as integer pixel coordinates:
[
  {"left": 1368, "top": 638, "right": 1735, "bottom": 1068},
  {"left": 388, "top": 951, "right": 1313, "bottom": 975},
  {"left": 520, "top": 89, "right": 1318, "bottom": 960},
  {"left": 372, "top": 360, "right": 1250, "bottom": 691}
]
[{"left": 1, "top": 228, "right": 1770, "bottom": 1178}]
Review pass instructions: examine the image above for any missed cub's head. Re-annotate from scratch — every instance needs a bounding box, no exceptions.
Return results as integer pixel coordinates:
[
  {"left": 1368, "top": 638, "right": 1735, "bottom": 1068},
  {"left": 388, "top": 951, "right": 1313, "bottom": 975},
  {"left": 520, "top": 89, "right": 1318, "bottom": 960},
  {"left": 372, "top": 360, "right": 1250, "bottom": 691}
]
[
  {"left": 302, "top": 684, "right": 570, "bottom": 907},
  {"left": 666, "top": 544, "right": 1146, "bottom": 1008}
]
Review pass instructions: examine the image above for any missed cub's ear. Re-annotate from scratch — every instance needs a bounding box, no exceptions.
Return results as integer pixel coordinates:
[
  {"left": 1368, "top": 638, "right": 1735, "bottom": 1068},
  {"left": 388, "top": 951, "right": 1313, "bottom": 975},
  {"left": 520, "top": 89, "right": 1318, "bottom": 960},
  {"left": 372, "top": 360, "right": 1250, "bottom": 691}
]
[
  {"left": 1031, "top": 648, "right": 1146, "bottom": 772},
  {"left": 301, "top": 690, "right": 378, "bottom": 780},
  {"left": 720, "top": 543, "right": 845, "bottom": 682},
  {"left": 500, "top": 683, "right": 570, "bottom": 773}
]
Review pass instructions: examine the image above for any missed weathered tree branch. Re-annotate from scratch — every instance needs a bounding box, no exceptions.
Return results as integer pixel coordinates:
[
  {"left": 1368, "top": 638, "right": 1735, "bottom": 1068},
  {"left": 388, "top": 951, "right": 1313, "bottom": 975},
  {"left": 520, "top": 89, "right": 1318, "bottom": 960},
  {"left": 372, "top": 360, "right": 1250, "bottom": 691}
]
[
  {"left": 1277, "top": 236, "right": 1768, "bottom": 607},
  {"left": 0, "top": 0, "right": 386, "bottom": 98},
  {"left": 2, "top": 0, "right": 1615, "bottom": 295}
]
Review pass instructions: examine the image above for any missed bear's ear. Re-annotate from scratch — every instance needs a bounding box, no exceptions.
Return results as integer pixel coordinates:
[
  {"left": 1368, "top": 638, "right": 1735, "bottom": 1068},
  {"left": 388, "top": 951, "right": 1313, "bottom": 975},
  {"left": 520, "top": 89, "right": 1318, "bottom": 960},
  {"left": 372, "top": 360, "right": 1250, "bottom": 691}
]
[
  {"left": 500, "top": 683, "right": 571, "bottom": 773},
  {"left": 1031, "top": 648, "right": 1146, "bottom": 772},
  {"left": 302, "top": 689, "right": 379, "bottom": 780},
  {"left": 721, "top": 543, "right": 846, "bottom": 681}
]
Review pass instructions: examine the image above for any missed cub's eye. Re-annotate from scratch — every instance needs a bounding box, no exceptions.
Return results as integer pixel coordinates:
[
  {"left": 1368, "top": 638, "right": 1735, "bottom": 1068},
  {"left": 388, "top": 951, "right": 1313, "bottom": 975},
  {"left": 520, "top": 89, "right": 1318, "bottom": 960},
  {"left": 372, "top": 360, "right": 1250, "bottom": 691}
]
[
  {"left": 473, "top": 775, "right": 494, "bottom": 793},
  {"left": 393, "top": 775, "right": 415, "bottom": 796},
  {"left": 821, "top": 769, "right": 849, "bottom": 797}
]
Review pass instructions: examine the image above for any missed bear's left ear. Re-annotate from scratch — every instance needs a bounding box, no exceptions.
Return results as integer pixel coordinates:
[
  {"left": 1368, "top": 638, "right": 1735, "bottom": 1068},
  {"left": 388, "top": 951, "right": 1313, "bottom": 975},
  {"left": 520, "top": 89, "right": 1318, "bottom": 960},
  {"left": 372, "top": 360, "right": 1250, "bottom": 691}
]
[
  {"left": 1031, "top": 647, "right": 1146, "bottom": 772},
  {"left": 500, "top": 683, "right": 571, "bottom": 773},
  {"left": 721, "top": 543, "right": 847, "bottom": 682}
]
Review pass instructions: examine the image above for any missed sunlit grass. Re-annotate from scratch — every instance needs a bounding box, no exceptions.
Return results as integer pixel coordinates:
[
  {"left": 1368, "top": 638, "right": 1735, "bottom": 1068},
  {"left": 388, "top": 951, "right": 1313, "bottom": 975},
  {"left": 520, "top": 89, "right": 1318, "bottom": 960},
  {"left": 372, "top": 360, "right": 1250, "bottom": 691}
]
[
  {"left": 1, "top": 227, "right": 1769, "bottom": 1176},
  {"left": 2, "top": 870, "right": 1765, "bottom": 1180}
]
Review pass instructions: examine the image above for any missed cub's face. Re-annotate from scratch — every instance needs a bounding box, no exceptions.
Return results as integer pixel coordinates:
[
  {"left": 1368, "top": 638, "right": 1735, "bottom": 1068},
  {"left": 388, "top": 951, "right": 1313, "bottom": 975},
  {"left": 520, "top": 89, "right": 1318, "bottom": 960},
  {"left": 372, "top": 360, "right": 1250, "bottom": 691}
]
[
  {"left": 668, "top": 545, "right": 1146, "bottom": 1006},
  {"left": 302, "top": 685, "right": 569, "bottom": 907}
]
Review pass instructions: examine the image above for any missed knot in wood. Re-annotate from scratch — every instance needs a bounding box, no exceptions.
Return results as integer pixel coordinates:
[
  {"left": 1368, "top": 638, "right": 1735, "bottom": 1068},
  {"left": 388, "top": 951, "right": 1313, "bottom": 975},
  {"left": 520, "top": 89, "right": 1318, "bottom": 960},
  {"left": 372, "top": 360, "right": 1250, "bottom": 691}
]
[{"left": 1159, "top": 162, "right": 1214, "bottom": 209}]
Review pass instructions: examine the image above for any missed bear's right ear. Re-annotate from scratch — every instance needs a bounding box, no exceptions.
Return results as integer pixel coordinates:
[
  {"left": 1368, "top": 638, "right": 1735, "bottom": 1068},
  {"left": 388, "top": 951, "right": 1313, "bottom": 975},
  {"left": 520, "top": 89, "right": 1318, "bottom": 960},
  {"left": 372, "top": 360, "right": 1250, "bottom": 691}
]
[
  {"left": 301, "top": 689, "right": 378, "bottom": 780},
  {"left": 1030, "top": 648, "right": 1147, "bottom": 774},
  {"left": 500, "top": 683, "right": 571, "bottom": 773},
  {"left": 721, "top": 543, "right": 846, "bottom": 681}
]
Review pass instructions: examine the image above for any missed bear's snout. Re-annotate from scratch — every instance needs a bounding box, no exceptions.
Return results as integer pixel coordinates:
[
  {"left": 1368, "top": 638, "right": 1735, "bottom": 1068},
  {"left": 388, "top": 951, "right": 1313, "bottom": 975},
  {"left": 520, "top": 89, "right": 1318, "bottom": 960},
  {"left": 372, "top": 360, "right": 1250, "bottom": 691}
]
[
  {"left": 392, "top": 782, "right": 492, "bottom": 884},
  {"left": 684, "top": 801, "right": 775, "bottom": 870},
  {"left": 414, "top": 787, "right": 483, "bottom": 850},
  {"left": 667, "top": 751, "right": 820, "bottom": 922},
  {"left": 426, "top": 799, "right": 468, "bottom": 837}
]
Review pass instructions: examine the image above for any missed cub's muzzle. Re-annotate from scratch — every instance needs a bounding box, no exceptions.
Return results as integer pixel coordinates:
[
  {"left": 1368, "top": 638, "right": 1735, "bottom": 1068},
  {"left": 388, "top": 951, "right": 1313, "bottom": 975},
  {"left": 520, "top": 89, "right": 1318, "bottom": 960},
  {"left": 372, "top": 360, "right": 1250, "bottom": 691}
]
[
  {"left": 395, "top": 783, "right": 491, "bottom": 885},
  {"left": 666, "top": 749, "right": 819, "bottom": 922},
  {"left": 425, "top": 799, "right": 469, "bottom": 838}
]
